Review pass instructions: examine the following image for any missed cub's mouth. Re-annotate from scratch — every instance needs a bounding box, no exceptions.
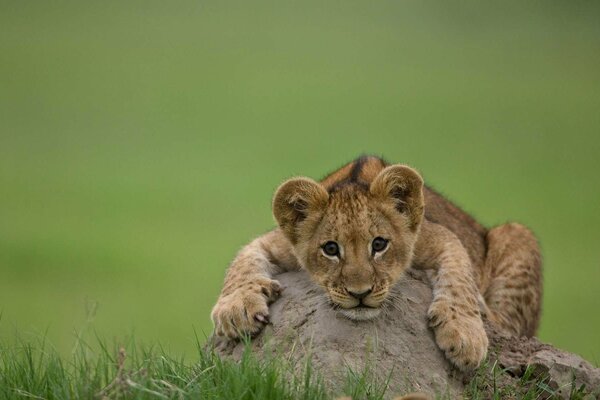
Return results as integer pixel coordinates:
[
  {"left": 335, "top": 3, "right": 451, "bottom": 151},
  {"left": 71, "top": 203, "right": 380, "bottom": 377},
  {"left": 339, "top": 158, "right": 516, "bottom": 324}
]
[
  {"left": 338, "top": 305, "right": 382, "bottom": 321},
  {"left": 326, "top": 287, "right": 388, "bottom": 321},
  {"left": 331, "top": 297, "right": 383, "bottom": 321}
]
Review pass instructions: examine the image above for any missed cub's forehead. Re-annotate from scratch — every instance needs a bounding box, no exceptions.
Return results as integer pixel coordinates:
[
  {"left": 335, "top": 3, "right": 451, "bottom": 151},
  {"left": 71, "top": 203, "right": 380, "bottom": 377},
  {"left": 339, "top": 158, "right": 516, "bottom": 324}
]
[
  {"left": 327, "top": 186, "right": 371, "bottom": 216},
  {"left": 318, "top": 188, "right": 386, "bottom": 235}
]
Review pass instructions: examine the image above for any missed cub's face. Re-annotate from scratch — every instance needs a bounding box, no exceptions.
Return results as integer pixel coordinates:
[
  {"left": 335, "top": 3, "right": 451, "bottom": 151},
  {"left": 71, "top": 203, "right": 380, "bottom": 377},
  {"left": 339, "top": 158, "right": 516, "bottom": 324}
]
[{"left": 273, "top": 165, "right": 424, "bottom": 321}]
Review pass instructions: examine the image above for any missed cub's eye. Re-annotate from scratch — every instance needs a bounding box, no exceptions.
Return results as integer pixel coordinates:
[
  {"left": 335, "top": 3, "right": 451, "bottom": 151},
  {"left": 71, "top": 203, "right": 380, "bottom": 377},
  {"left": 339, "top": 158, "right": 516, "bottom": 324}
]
[
  {"left": 322, "top": 241, "right": 340, "bottom": 257},
  {"left": 371, "top": 237, "right": 389, "bottom": 253}
]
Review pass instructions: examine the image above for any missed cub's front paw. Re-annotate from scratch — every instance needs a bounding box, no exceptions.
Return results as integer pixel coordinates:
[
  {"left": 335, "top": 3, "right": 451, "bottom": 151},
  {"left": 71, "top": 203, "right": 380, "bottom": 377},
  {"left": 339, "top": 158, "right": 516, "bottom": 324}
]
[
  {"left": 211, "top": 278, "right": 282, "bottom": 339},
  {"left": 428, "top": 300, "right": 488, "bottom": 371}
]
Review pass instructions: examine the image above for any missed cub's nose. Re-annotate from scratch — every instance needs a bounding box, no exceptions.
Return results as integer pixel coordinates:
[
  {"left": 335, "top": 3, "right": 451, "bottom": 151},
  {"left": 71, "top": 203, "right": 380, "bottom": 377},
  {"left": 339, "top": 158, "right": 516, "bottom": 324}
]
[{"left": 348, "top": 288, "right": 372, "bottom": 300}]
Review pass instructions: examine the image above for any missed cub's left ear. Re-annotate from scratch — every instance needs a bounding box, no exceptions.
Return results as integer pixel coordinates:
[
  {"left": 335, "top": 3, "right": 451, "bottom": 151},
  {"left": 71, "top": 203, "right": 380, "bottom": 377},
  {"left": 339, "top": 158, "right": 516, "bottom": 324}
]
[
  {"left": 370, "top": 165, "right": 424, "bottom": 231},
  {"left": 272, "top": 177, "right": 329, "bottom": 243}
]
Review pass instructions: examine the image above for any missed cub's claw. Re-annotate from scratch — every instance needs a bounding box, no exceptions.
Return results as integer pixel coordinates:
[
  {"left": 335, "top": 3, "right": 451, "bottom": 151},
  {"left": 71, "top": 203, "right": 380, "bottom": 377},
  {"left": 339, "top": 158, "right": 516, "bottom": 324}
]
[
  {"left": 427, "top": 300, "right": 488, "bottom": 371},
  {"left": 254, "top": 313, "right": 269, "bottom": 323},
  {"left": 211, "top": 278, "right": 282, "bottom": 340}
]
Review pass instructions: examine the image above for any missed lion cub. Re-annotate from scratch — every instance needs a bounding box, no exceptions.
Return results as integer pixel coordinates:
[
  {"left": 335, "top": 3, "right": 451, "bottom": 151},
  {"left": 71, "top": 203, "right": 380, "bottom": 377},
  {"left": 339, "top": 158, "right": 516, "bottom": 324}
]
[{"left": 211, "top": 156, "right": 542, "bottom": 370}]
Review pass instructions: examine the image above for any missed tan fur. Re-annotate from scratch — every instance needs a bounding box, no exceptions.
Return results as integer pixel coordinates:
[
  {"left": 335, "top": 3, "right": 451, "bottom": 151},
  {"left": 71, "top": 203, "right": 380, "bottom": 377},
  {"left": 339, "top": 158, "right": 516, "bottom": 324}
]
[{"left": 211, "top": 156, "right": 543, "bottom": 371}]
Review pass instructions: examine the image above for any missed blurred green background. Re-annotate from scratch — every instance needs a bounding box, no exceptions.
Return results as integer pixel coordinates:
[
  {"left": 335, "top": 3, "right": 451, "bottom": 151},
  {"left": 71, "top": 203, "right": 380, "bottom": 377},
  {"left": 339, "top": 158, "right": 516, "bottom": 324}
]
[{"left": 1, "top": 1, "right": 599, "bottom": 363}]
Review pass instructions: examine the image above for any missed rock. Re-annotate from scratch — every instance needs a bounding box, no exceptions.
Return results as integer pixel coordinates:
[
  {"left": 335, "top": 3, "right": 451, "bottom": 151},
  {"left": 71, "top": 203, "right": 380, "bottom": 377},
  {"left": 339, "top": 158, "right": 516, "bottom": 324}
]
[
  {"left": 211, "top": 270, "right": 600, "bottom": 399},
  {"left": 490, "top": 333, "right": 600, "bottom": 398}
]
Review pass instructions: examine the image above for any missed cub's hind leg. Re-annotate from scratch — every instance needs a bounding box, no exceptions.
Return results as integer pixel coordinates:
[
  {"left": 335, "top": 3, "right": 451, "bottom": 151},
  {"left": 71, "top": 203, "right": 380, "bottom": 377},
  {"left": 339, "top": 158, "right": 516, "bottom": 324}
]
[{"left": 483, "top": 223, "right": 542, "bottom": 337}]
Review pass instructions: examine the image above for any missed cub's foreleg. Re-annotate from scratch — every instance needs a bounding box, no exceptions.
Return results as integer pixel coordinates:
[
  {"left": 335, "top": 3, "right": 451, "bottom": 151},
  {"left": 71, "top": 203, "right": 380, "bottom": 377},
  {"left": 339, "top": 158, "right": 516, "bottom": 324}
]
[
  {"left": 211, "top": 229, "right": 298, "bottom": 339},
  {"left": 414, "top": 220, "right": 488, "bottom": 370},
  {"left": 482, "top": 223, "right": 542, "bottom": 337}
]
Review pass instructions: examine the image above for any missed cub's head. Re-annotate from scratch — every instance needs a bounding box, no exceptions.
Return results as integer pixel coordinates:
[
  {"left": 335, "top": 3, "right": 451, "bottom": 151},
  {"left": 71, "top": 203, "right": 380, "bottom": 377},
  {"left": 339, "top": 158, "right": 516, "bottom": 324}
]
[{"left": 273, "top": 165, "right": 424, "bottom": 321}]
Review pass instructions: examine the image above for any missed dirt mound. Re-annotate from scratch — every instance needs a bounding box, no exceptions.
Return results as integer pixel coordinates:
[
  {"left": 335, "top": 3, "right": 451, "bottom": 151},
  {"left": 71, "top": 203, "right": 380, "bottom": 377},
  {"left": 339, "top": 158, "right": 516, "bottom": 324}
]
[{"left": 212, "top": 270, "right": 599, "bottom": 398}]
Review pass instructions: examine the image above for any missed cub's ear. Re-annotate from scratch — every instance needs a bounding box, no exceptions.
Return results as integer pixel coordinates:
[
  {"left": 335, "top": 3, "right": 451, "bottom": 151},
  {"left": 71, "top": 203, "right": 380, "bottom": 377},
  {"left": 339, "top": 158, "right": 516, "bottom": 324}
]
[
  {"left": 272, "top": 177, "right": 329, "bottom": 243},
  {"left": 370, "top": 165, "right": 424, "bottom": 231}
]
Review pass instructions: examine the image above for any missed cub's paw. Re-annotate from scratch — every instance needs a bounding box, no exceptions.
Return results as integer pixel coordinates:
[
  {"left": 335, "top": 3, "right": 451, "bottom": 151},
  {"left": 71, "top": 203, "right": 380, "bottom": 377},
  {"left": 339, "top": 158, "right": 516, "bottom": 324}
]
[
  {"left": 428, "top": 300, "right": 488, "bottom": 371},
  {"left": 211, "top": 278, "right": 282, "bottom": 339}
]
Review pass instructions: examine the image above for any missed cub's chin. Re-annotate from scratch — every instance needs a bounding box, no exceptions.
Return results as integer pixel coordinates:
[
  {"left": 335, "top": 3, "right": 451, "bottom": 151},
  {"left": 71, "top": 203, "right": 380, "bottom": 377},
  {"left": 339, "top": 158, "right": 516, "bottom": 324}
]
[{"left": 339, "top": 306, "right": 381, "bottom": 321}]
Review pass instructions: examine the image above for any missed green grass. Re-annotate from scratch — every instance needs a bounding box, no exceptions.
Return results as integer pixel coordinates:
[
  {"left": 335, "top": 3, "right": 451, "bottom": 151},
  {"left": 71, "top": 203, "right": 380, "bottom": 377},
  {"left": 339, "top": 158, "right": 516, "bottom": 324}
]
[
  {"left": 1, "top": 0, "right": 599, "bottom": 365},
  {"left": 1, "top": 333, "right": 597, "bottom": 400},
  {"left": 0, "top": 334, "right": 328, "bottom": 400},
  {"left": 1, "top": 331, "right": 397, "bottom": 400}
]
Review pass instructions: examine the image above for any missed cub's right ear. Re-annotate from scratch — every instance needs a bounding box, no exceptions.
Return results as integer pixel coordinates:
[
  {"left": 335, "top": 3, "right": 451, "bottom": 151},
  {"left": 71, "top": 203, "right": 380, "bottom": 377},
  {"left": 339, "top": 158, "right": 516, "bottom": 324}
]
[{"left": 272, "top": 177, "right": 329, "bottom": 243}]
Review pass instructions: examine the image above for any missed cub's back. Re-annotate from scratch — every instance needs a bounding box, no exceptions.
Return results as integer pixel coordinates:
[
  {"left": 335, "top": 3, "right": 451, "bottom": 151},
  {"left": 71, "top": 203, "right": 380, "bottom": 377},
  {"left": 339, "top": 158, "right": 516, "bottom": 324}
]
[{"left": 320, "top": 156, "right": 487, "bottom": 268}]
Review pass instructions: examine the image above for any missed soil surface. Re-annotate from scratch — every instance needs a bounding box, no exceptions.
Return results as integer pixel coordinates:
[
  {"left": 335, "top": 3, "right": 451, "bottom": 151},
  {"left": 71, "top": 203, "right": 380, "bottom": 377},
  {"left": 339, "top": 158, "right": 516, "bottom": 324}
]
[{"left": 212, "top": 270, "right": 599, "bottom": 399}]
